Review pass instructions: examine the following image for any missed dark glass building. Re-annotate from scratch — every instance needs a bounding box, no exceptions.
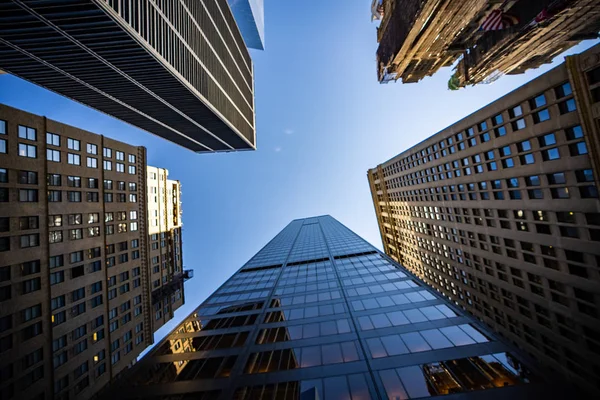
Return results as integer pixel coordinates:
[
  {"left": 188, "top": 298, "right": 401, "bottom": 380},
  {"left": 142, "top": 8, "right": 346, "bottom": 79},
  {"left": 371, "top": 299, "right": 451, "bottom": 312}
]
[
  {"left": 0, "top": 0, "right": 255, "bottom": 153},
  {"left": 101, "top": 216, "right": 568, "bottom": 399}
]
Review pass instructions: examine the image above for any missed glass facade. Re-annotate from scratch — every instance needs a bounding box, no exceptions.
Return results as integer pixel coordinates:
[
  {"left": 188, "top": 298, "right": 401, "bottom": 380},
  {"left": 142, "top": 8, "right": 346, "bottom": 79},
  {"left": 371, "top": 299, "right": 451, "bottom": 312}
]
[
  {"left": 105, "top": 216, "right": 566, "bottom": 399},
  {"left": 228, "top": 0, "right": 265, "bottom": 50}
]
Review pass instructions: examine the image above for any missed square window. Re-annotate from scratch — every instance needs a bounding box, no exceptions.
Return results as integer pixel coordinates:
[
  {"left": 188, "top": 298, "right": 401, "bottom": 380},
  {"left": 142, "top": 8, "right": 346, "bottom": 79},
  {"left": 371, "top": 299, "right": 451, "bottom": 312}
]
[
  {"left": 565, "top": 126, "right": 583, "bottom": 140},
  {"left": 542, "top": 148, "right": 560, "bottom": 161},
  {"left": 558, "top": 99, "right": 576, "bottom": 114},
  {"left": 569, "top": 142, "right": 588, "bottom": 156},
  {"left": 18, "top": 125, "right": 37, "bottom": 141},
  {"left": 533, "top": 109, "right": 550, "bottom": 123},
  {"left": 530, "top": 94, "right": 547, "bottom": 109}
]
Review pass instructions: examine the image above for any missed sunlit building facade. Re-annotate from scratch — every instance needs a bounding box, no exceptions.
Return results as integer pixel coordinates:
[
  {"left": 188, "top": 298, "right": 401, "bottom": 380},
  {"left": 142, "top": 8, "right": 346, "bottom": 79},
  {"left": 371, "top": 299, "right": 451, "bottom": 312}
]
[
  {"left": 369, "top": 44, "right": 600, "bottom": 395},
  {"left": 101, "top": 216, "right": 567, "bottom": 400},
  {"left": 0, "top": 104, "right": 190, "bottom": 400}
]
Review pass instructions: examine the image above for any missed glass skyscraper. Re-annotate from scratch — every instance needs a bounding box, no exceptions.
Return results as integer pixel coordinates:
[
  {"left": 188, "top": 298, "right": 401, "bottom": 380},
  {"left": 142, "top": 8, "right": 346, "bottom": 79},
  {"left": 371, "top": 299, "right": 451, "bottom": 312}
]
[{"left": 102, "top": 216, "right": 568, "bottom": 399}]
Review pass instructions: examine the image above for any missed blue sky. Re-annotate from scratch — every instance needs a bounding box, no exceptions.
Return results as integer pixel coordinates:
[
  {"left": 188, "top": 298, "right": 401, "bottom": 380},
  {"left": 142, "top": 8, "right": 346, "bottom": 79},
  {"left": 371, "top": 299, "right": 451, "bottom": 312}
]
[{"left": 0, "top": 1, "right": 597, "bottom": 347}]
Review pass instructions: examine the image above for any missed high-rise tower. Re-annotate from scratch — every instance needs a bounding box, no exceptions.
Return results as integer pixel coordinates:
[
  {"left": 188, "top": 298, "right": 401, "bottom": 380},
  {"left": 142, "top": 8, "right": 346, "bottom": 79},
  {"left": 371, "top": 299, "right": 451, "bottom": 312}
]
[
  {"left": 0, "top": 1, "right": 255, "bottom": 153},
  {"left": 100, "top": 216, "right": 568, "bottom": 400},
  {"left": 369, "top": 44, "right": 600, "bottom": 394},
  {"left": 0, "top": 103, "right": 191, "bottom": 400}
]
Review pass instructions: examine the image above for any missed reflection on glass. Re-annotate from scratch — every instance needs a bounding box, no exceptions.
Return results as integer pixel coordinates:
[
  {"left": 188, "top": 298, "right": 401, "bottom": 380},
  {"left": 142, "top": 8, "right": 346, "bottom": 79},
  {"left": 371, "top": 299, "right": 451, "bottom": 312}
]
[{"left": 380, "top": 353, "right": 533, "bottom": 399}]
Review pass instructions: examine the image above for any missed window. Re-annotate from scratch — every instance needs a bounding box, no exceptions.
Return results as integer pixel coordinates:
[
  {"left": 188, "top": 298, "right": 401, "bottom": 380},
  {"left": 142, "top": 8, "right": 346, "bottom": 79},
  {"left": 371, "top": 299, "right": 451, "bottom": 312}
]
[
  {"left": 0, "top": 217, "right": 8, "bottom": 232},
  {"left": 70, "top": 251, "right": 84, "bottom": 264},
  {"left": 538, "top": 133, "right": 556, "bottom": 147},
  {"left": 130, "top": 222, "right": 138, "bottom": 231},
  {"left": 512, "top": 118, "right": 526, "bottom": 131},
  {"left": 50, "top": 271, "right": 65, "bottom": 285},
  {"left": 19, "top": 144, "right": 37, "bottom": 158},
  {"left": 530, "top": 94, "right": 547, "bottom": 109},
  {"left": 103, "top": 160, "right": 112, "bottom": 171},
  {"left": 547, "top": 172, "right": 566, "bottom": 184},
  {"left": 103, "top": 147, "right": 112, "bottom": 158},
  {"left": 88, "top": 213, "right": 99, "bottom": 224},
  {"left": 129, "top": 182, "right": 137, "bottom": 191},
  {"left": 575, "top": 169, "right": 594, "bottom": 182},
  {"left": 533, "top": 109, "right": 550, "bottom": 123},
  {"left": 0, "top": 237, "right": 9, "bottom": 252},
  {"left": 509, "top": 105, "right": 522, "bottom": 118},
  {"left": 87, "top": 157, "right": 98, "bottom": 168},
  {"left": 117, "top": 223, "right": 127, "bottom": 233},
  {"left": 541, "top": 147, "right": 560, "bottom": 161},
  {"left": 67, "top": 138, "right": 80, "bottom": 151},
  {"left": 104, "top": 180, "right": 113, "bottom": 190},
  {"left": 18, "top": 171, "right": 38, "bottom": 185},
  {"left": 117, "top": 181, "right": 126, "bottom": 191},
  {"left": 20, "top": 234, "right": 39, "bottom": 248},
  {"left": 104, "top": 193, "right": 113, "bottom": 202},
  {"left": 580, "top": 185, "right": 598, "bottom": 199},
  {"left": 68, "top": 153, "right": 81, "bottom": 165},
  {"left": 20, "top": 216, "right": 39, "bottom": 230},
  {"left": 49, "top": 231, "right": 63, "bottom": 244},
  {"left": 68, "top": 214, "right": 82, "bottom": 225},
  {"left": 520, "top": 153, "right": 535, "bottom": 165},
  {"left": 67, "top": 176, "right": 81, "bottom": 187},
  {"left": 69, "top": 228, "right": 83, "bottom": 240},
  {"left": 0, "top": 168, "right": 6, "bottom": 183},
  {"left": 22, "top": 277, "right": 41, "bottom": 293},
  {"left": 87, "top": 143, "right": 97, "bottom": 154},
  {"left": 116, "top": 163, "right": 124, "bottom": 173},
  {"left": 49, "top": 255, "right": 64, "bottom": 269},
  {"left": 492, "top": 114, "right": 503, "bottom": 126},
  {"left": 46, "top": 132, "right": 60, "bottom": 146},
  {"left": 555, "top": 82, "right": 572, "bottom": 98},
  {"left": 129, "top": 211, "right": 137, "bottom": 220},
  {"left": 19, "top": 189, "right": 38, "bottom": 202},
  {"left": 494, "top": 126, "right": 506, "bottom": 137},
  {"left": 0, "top": 138, "right": 5, "bottom": 154},
  {"left": 88, "top": 227, "right": 100, "bottom": 237},
  {"left": 86, "top": 192, "right": 99, "bottom": 202},
  {"left": 569, "top": 142, "right": 588, "bottom": 156},
  {"left": 46, "top": 149, "right": 60, "bottom": 162},
  {"left": 565, "top": 125, "right": 583, "bottom": 140},
  {"left": 87, "top": 178, "right": 98, "bottom": 188},
  {"left": 551, "top": 187, "right": 570, "bottom": 199},
  {"left": 47, "top": 190, "right": 60, "bottom": 202},
  {"left": 67, "top": 191, "right": 81, "bottom": 202},
  {"left": 499, "top": 146, "right": 511, "bottom": 157},
  {"left": 116, "top": 151, "right": 124, "bottom": 161},
  {"left": 48, "top": 173, "right": 61, "bottom": 186},
  {"left": 502, "top": 158, "right": 514, "bottom": 169},
  {"left": 129, "top": 194, "right": 137, "bottom": 202},
  {"left": 128, "top": 165, "right": 136, "bottom": 175},
  {"left": 128, "top": 154, "right": 136, "bottom": 163},
  {"left": 525, "top": 175, "right": 540, "bottom": 186},
  {"left": 105, "top": 212, "right": 114, "bottom": 222},
  {"left": 558, "top": 99, "right": 576, "bottom": 114},
  {"left": 18, "top": 125, "right": 37, "bottom": 141}
]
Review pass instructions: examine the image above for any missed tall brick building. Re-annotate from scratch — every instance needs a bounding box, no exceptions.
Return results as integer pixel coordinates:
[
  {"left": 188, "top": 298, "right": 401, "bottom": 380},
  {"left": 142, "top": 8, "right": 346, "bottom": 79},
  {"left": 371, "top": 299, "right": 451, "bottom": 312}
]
[
  {"left": 369, "top": 44, "right": 600, "bottom": 394},
  {"left": 0, "top": 104, "right": 190, "bottom": 400}
]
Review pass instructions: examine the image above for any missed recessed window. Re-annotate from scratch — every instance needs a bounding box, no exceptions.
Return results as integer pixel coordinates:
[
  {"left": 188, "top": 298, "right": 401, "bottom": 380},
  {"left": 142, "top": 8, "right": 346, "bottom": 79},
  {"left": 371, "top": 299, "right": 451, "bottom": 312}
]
[
  {"left": 555, "top": 82, "right": 572, "bottom": 98},
  {"left": 0, "top": 168, "right": 6, "bottom": 183},
  {"left": 551, "top": 187, "right": 570, "bottom": 199},
  {"left": 116, "top": 151, "right": 124, "bottom": 161},
  {"left": 530, "top": 94, "right": 547, "bottom": 109},
  {"left": 19, "top": 171, "right": 38, "bottom": 185},
  {"left": 541, "top": 148, "right": 560, "bottom": 161},
  {"left": 547, "top": 172, "right": 566, "bottom": 184},
  {"left": 580, "top": 185, "right": 598, "bottom": 199},
  {"left": 48, "top": 174, "right": 61, "bottom": 186},
  {"left": 501, "top": 158, "right": 514, "bottom": 169},
  {"left": 565, "top": 125, "right": 583, "bottom": 140},
  {"left": 558, "top": 99, "right": 576, "bottom": 114},
  {"left": 67, "top": 176, "right": 81, "bottom": 188},
  {"left": 0, "top": 138, "right": 6, "bottom": 154},
  {"left": 538, "top": 133, "right": 556, "bottom": 147},
  {"left": 492, "top": 114, "right": 503, "bottom": 126},
  {"left": 47, "top": 149, "right": 60, "bottom": 162},
  {"left": 575, "top": 169, "right": 594, "bottom": 183},
  {"left": 520, "top": 153, "right": 535, "bottom": 165},
  {"left": 525, "top": 175, "right": 540, "bottom": 186},
  {"left": 532, "top": 108, "right": 550, "bottom": 124},
  {"left": 499, "top": 146, "right": 511, "bottom": 157},
  {"left": 494, "top": 126, "right": 506, "bottom": 137},
  {"left": 511, "top": 119, "right": 526, "bottom": 131},
  {"left": 569, "top": 142, "right": 588, "bottom": 156},
  {"left": 19, "top": 189, "right": 38, "bottom": 202},
  {"left": 528, "top": 189, "right": 543, "bottom": 199},
  {"left": 48, "top": 190, "right": 61, "bottom": 202},
  {"left": 509, "top": 105, "right": 522, "bottom": 118},
  {"left": 128, "top": 154, "right": 136, "bottom": 163},
  {"left": 116, "top": 163, "right": 125, "bottom": 173}
]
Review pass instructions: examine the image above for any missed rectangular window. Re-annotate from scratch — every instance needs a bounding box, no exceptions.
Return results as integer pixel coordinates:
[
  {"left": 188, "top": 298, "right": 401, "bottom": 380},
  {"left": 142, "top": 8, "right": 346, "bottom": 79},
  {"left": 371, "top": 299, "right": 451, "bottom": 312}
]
[
  {"left": 18, "top": 125, "right": 37, "bottom": 141},
  {"left": 555, "top": 82, "right": 572, "bottom": 98},
  {"left": 0, "top": 168, "right": 6, "bottom": 183},
  {"left": 103, "top": 147, "right": 112, "bottom": 158},
  {"left": 116, "top": 151, "right": 124, "bottom": 161},
  {"left": 558, "top": 99, "right": 577, "bottom": 114},
  {"left": 68, "top": 214, "right": 82, "bottom": 225},
  {"left": 49, "top": 231, "right": 63, "bottom": 244},
  {"left": 103, "top": 160, "right": 112, "bottom": 171},
  {"left": 565, "top": 125, "right": 583, "bottom": 140},
  {"left": 19, "top": 216, "right": 39, "bottom": 230},
  {"left": 87, "top": 143, "right": 97, "bottom": 154},
  {"left": 68, "top": 153, "right": 81, "bottom": 165},
  {"left": 69, "top": 229, "right": 83, "bottom": 240},
  {"left": 67, "top": 176, "right": 81, "bottom": 187},
  {"left": 48, "top": 173, "right": 61, "bottom": 186},
  {"left": 530, "top": 94, "right": 547, "bottom": 109},
  {"left": 67, "top": 191, "right": 81, "bottom": 202},
  {"left": 87, "top": 178, "right": 98, "bottom": 189},
  {"left": 128, "top": 165, "right": 136, "bottom": 175},
  {"left": 86, "top": 192, "right": 99, "bottom": 202},
  {"left": 19, "top": 189, "right": 38, "bottom": 202},
  {"left": 128, "top": 154, "right": 136, "bottom": 163},
  {"left": 87, "top": 157, "right": 97, "bottom": 168},
  {"left": 116, "top": 163, "right": 124, "bottom": 173},
  {"left": 569, "top": 142, "right": 588, "bottom": 156},
  {"left": 533, "top": 109, "right": 550, "bottom": 124},
  {"left": 46, "top": 132, "right": 60, "bottom": 146},
  {"left": 104, "top": 180, "right": 113, "bottom": 190},
  {"left": 0, "top": 138, "right": 6, "bottom": 154},
  {"left": 19, "top": 144, "right": 37, "bottom": 158},
  {"left": 67, "top": 138, "right": 80, "bottom": 151},
  {"left": 19, "top": 171, "right": 38, "bottom": 184}
]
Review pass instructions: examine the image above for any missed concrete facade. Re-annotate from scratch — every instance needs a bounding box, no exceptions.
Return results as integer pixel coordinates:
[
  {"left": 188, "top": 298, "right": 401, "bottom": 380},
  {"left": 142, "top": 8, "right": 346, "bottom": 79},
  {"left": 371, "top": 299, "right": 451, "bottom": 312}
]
[{"left": 369, "top": 45, "right": 600, "bottom": 394}]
